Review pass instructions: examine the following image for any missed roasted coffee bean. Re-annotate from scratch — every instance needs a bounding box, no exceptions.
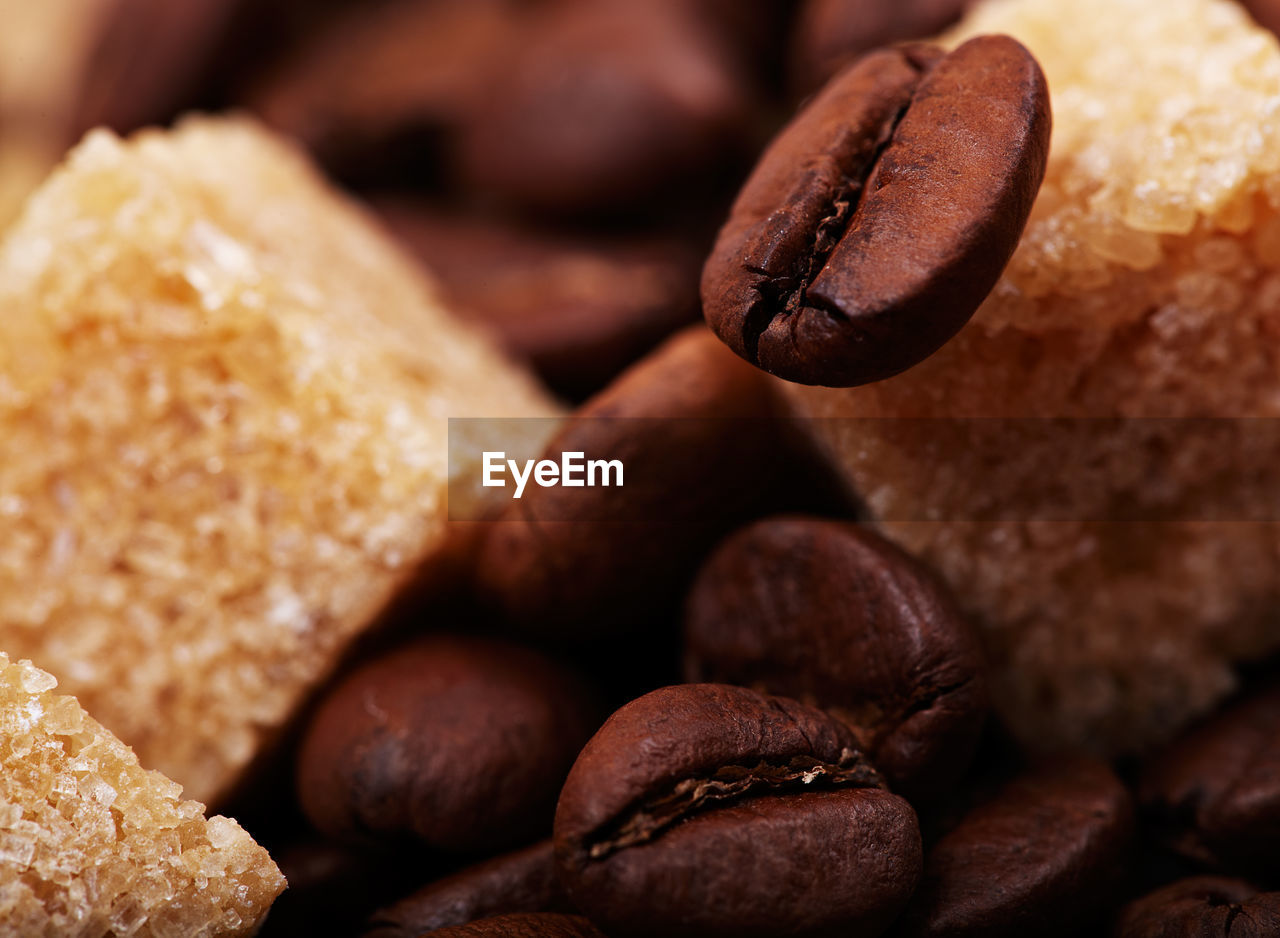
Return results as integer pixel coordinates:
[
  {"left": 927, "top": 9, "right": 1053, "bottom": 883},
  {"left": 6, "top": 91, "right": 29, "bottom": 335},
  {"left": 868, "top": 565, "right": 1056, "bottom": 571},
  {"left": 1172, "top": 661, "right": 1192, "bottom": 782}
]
[
  {"left": 366, "top": 841, "right": 570, "bottom": 938},
  {"left": 71, "top": 0, "right": 247, "bottom": 139},
  {"left": 373, "top": 201, "right": 702, "bottom": 399},
  {"left": 421, "top": 915, "right": 606, "bottom": 938},
  {"left": 250, "top": 0, "right": 523, "bottom": 180},
  {"left": 789, "top": 0, "right": 972, "bottom": 94},
  {"left": 684, "top": 516, "right": 987, "bottom": 801},
  {"left": 473, "top": 326, "right": 818, "bottom": 638},
  {"left": 1139, "top": 687, "right": 1280, "bottom": 878},
  {"left": 297, "top": 635, "right": 596, "bottom": 852},
  {"left": 1114, "top": 877, "right": 1280, "bottom": 938},
  {"left": 456, "top": 0, "right": 755, "bottom": 216},
  {"left": 1239, "top": 0, "right": 1280, "bottom": 39},
  {"left": 554, "top": 684, "right": 922, "bottom": 938},
  {"left": 894, "top": 758, "right": 1134, "bottom": 937},
  {"left": 701, "top": 36, "right": 1050, "bottom": 387}
]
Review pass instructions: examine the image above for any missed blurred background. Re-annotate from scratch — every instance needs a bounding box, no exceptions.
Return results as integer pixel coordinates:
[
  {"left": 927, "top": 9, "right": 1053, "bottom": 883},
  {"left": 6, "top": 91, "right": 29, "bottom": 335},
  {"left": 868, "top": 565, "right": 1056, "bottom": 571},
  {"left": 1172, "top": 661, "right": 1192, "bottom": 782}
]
[{"left": 0, "top": 0, "right": 995, "bottom": 403}]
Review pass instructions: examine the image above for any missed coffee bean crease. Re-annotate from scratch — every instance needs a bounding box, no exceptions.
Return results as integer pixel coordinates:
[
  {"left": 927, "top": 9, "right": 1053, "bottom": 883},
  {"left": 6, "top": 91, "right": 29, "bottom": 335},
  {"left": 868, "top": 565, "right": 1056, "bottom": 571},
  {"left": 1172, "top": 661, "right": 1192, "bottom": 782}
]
[{"left": 586, "top": 747, "right": 882, "bottom": 860}]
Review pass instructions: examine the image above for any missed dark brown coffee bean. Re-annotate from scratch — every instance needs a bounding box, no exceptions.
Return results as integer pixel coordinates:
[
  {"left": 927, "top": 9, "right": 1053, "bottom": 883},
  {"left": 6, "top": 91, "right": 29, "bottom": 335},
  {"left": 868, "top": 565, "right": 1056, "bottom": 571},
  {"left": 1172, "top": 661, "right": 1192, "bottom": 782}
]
[
  {"left": 366, "top": 841, "right": 570, "bottom": 938},
  {"left": 1239, "top": 0, "right": 1280, "bottom": 39},
  {"left": 421, "top": 915, "right": 606, "bottom": 938},
  {"left": 473, "top": 326, "right": 815, "bottom": 638},
  {"left": 702, "top": 36, "right": 1050, "bottom": 387},
  {"left": 297, "top": 635, "right": 596, "bottom": 852},
  {"left": 372, "top": 201, "right": 702, "bottom": 399},
  {"left": 456, "top": 0, "right": 755, "bottom": 216},
  {"left": 555, "top": 683, "right": 922, "bottom": 938},
  {"left": 894, "top": 758, "right": 1135, "bottom": 938},
  {"left": 71, "top": 0, "right": 247, "bottom": 139},
  {"left": 250, "top": 0, "right": 523, "bottom": 179},
  {"left": 1114, "top": 877, "right": 1280, "bottom": 938},
  {"left": 789, "top": 0, "right": 973, "bottom": 94},
  {"left": 1139, "top": 687, "right": 1280, "bottom": 878},
  {"left": 684, "top": 516, "right": 987, "bottom": 802}
]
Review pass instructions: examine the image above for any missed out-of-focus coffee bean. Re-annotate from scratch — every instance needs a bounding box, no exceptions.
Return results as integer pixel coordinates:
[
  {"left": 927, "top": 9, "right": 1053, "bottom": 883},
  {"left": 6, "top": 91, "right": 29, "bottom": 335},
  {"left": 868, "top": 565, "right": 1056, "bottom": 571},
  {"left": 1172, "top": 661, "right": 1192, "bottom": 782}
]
[
  {"left": 70, "top": 0, "right": 248, "bottom": 139},
  {"left": 421, "top": 915, "right": 606, "bottom": 938},
  {"left": 456, "top": 0, "right": 756, "bottom": 217},
  {"left": 789, "top": 0, "right": 972, "bottom": 94},
  {"left": 365, "top": 841, "right": 570, "bottom": 938},
  {"left": 684, "top": 516, "right": 987, "bottom": 802},
  {"left": 249, "top": 0, "right": 524, "bottom": 181},
  {"left": 296, "top": 635, "right": 596, "bottom": 852},
  {"left": 1238, "top": 0, "right": 1280, "bottom": 39},
  {"left": 554, "top": 684, "right": 922, "bottom": 938},
  {"left": 1139, "top": 687, "right": 1280, "bottom": 878},
  {"left": 702, "top": 36, "right": 1050, "bottom": 387},
  {"left": 1114, "top": 876, "right": 1280, "bottom": 938},
  {"left": 472, "top": 326, "right": 840, "bottom": 639},
  {"left": 894, "top": 758, "right": 1135, "bottom": 937},
  {"left": 372, "top": 200, "right": 702, "bottom": 399}
]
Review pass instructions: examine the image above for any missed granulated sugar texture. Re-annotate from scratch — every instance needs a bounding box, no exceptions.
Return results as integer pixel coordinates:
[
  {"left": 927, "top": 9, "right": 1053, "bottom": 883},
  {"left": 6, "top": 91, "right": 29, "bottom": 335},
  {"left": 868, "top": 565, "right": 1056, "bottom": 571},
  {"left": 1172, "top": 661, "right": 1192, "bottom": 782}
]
[
  {"left": 0, "top": 117, "right": 559, "bottom": 805},
  {"left": 0, "top": 654, "right": 284, "bottom": 936},
  {"left": 786, "top": 0, "right": 1280, "bottom": 753}
]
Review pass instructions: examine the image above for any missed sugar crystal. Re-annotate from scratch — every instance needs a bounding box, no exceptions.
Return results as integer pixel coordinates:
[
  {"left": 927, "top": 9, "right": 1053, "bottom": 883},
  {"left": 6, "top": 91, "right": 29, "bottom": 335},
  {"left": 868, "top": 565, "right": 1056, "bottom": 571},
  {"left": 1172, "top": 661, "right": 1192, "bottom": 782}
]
[{"left": 788, "top": 0, "right": 1280, "bottom": 753}]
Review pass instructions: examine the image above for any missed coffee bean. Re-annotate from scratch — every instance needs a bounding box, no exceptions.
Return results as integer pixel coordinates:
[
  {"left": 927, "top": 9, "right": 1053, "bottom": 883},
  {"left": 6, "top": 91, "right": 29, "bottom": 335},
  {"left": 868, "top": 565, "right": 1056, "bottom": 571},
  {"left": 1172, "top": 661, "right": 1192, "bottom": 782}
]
[
  {"left": 71, "top": 0, "right": 247, "bottom": 139},
  {"left": 473, "top": 326, "right": 818, "bottom": 639},
  {"left": 372, "top": 201, "right": 702, "bottom": 399},
  {"left": 296, "top": 635, "right": 596, "bottom": 852},
  {"left": 1139, "top": 687, "right": 1280, "bottom": 878},
  {"left": 1238, "top": 0, "right": 1280, "bottom": 39},
  {"left": 554, "top": 683, "right": 922, "bottom": 938},
  {"left": 365, "top": 841, "right": 569, "bottom": 938},
  {"left": 701, "top": 36, "right": 1050, "bottom": 387},
  {"left": 455, "top": 0, "right": 755, "bottom": 216},
  {"left": 684, "top": 516, "right": 987, "bottom": 802},
  {"left": 893, "top": 758, "right": 1134, "bottom": 937},
  {"left": 789, "top": 0, "right": 972, "bottom": 94},
  {"left": 249, "top": 0, "right": 523, "bottom": 181},
  {"left": 1114, "top": 877, "right": 1280, "bottom": 938},
  {"left": 420, "top": 915, "right": 606, "bottom": 938}
]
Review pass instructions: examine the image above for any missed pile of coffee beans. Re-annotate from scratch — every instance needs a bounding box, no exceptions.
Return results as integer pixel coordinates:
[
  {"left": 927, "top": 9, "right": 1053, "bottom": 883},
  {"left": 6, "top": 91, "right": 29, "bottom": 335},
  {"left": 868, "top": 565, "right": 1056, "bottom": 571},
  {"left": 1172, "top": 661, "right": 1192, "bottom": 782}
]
[{"left": 58, "top": 1, "right": 1280, "bottom": 935}]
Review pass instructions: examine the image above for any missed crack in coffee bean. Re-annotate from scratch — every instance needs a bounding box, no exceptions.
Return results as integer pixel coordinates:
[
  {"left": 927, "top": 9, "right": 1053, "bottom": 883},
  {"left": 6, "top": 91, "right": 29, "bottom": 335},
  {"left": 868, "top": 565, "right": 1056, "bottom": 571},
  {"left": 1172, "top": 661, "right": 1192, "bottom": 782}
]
[
  {"left": 554, "top": 684, "right": 922, "bottom": 938},
  {"left": 586, "top": 748, "right": 882, "bottom": 860},
  {"left": 702, "top": 35, "right": 1050, "bottom": 387}
]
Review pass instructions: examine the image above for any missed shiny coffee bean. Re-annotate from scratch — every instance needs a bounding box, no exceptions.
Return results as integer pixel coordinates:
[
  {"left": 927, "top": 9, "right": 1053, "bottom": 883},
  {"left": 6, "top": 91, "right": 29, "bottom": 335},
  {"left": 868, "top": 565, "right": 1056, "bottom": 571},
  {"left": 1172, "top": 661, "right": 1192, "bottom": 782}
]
[
  {"left": 366, "top": 841, "right": 569, "bottom": 938},
  {"left": 473, "top": 326, "right": 811, "bottom": 639},
  {"left": 456, "top": 0, "right": 754, "bottom": 216},
  {"left": 422, "top": 915, "right": 606, "bottom": 938},
  {"left": 701, "top": 36, "right": 1050, "bottom": 387},
  {"left": 789, "top": 0, "right": 972, "bottom": 94},
  {"left": 894, "top": 758, "right": 1134, "bottom": 937},
  {"left": 1114, "top": 877, "right": 1280, "bottom": 938},
  {"left": 1140, "top": 687, "right": 1280, "bottom": 878},
  {"left": 297, "top": 635, "right": 596, "bottom": 852},
  {"left": 684, "top": 516, "right": 987, "bottom": 801},
  {"left": 72, "top": 0, "right": 247, "bottom": 138},
  {"left": 555, "top": 684, "right": 922, "bottom": 938},
  {"left": 250, "top": 0, "right": 523, "bottom": 180},
  {"left": 372, "top": 201, "right": 702, "bottom": 399}
]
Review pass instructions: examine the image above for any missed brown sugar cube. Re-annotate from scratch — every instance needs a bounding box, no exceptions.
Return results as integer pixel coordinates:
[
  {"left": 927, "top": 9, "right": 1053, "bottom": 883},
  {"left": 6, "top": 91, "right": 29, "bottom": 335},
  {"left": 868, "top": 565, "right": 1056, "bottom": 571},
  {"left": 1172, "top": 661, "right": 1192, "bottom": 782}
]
[
  {"left": 783, "top": 0, "right": 1280, "bottom": 754},
  {"left": 0, "top": 652, "right": 285, "bottom": 935},
  {"left": 0, "top": 116, "right": 560, "bottom": 805}
]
